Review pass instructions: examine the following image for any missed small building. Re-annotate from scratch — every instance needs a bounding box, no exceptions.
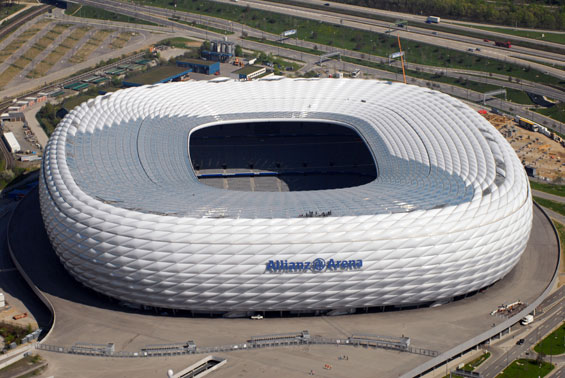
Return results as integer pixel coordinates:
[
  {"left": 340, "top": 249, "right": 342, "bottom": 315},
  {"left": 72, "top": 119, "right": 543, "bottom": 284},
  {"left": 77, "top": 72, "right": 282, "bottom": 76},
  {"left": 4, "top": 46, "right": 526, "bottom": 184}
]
[
  {"left": 24, "top": 97, "right": 36, "bottom": 106},
  {"left": 525, "top": 165, "right": 536, "bottom": 177},
  {"left": 3, "top": 112, "right": 25, "bottom": 122},
  {"left": 36, "top": 93, "right": 48, "bottom": 103},
  {"left": 122, "top": 65, "right": 193, "bottom": 87},
  {"left": 3, "top": 132, "right": 21, "bottom": 153},
  {"left": 177, "top": 59, "right": 220, "bottom": 75},
  {"left": 14, "top": 101, "right": 28, "bottom": 112},
  {"left": 235, "top": 65, "right": 266, "bottom": 81}
]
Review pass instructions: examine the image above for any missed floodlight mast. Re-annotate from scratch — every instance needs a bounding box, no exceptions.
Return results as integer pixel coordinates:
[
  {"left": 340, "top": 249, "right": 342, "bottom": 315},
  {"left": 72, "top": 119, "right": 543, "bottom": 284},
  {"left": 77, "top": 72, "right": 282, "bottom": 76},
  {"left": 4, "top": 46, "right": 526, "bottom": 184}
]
[{"left": 397, "top": 35, "right": 407, "bottom": 84}]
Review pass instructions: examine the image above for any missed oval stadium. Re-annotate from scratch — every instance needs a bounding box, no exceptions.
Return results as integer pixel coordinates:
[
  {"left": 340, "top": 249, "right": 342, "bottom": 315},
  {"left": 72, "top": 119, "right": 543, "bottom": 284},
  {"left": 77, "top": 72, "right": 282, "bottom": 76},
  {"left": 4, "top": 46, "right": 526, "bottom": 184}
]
[{"left": 39, "top": 78, "right": 533, "bottom": 313}]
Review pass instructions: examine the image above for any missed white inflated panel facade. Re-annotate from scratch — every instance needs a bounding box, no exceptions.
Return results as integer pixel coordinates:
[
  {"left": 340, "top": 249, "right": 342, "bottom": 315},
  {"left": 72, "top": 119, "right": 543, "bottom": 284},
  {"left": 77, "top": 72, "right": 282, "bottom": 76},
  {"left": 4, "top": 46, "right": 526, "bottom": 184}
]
[{"left": 39, "top": 79, "right": 532, "bottom": 312}]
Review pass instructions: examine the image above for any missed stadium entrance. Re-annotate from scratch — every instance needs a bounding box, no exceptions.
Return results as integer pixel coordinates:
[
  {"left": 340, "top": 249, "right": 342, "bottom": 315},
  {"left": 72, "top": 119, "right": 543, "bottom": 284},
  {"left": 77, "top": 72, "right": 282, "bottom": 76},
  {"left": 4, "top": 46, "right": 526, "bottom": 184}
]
[{"left": 189, "top": 121, "right": 377, "bottom": 192}]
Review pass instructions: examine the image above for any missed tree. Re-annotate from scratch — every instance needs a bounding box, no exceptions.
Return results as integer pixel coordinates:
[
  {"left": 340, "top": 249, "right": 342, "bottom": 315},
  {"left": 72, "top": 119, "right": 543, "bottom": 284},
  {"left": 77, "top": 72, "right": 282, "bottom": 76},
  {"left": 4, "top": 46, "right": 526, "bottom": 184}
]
[
  {"left": 234, "top": 45, "right": 243, "bottom": 57},
  {"left": 198, "top": 40, "right": 211, "bottom": 57}
]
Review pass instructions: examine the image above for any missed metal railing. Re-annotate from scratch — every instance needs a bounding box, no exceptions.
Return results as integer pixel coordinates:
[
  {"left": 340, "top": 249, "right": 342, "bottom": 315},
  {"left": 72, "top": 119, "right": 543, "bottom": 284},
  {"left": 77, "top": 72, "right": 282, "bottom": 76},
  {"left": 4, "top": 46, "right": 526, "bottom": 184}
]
[{"left": 34, "top": 333, "right": 437, "bottom": 359}]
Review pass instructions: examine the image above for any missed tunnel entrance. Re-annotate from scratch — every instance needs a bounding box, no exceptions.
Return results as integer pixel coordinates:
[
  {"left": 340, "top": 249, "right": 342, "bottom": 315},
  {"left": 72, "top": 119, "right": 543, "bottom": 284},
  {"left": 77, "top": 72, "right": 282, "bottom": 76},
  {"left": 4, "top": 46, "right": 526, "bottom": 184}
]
[{"left": 189, "top": 121, "right": 377, "bottom": 192}]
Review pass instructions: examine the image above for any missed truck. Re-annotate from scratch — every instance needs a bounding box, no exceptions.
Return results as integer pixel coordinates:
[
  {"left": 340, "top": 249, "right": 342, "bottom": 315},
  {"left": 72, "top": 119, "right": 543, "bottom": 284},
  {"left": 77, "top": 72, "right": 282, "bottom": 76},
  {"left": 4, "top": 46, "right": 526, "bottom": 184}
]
[
  {"left": 426, "top": 16, "right": 440, "bottom": 24},
  {"left": 521, "top": 314, "right": 533, "bottom": 325},
  {"left": 515, "top": 116, "right": 539, "bottom": 132},
  {"left": 495, "top": 41, "right": 512, "bottom": 48}
]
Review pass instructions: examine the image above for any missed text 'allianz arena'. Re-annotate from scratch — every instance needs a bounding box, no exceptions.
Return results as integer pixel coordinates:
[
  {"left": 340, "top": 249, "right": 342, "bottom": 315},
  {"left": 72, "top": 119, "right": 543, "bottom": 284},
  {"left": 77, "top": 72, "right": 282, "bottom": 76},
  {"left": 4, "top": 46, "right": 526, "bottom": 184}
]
[{"left": 39, "top": 78, "right": 532, "bottom": 313}]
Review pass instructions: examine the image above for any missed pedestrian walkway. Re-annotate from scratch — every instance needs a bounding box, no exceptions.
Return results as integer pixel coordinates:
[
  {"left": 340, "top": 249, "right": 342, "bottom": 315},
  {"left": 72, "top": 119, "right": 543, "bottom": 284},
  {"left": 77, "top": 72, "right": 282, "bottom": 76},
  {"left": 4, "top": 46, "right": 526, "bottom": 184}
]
[{"left": 533, "top": 190, "right": 565, "bottom": 205}]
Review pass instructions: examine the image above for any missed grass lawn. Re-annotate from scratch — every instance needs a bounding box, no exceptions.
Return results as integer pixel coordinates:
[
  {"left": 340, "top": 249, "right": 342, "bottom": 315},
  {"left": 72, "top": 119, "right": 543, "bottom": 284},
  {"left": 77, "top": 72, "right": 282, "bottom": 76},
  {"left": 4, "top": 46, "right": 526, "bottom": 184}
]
[
  {"left": 0, "top": 3, "right": 25, "bottom": 22},
  {"left": 530, "top": 181, "right": 565, "bottom": 197},
  {"left": 462, "top": 24, "right": 565, "bottom": 45},
  {"left": 534, "top": 196, "right": 565, "bottom": 216},
  {"left": 536, "top": 103, "right": 565, "bottom": 124},
  {"left": 122, "top": 0, "right": 562, "bottom": 89},
  {"left": 34, "top": 23, "right": 70, "bottom": 49},
  {"left": 555, "top": 222, "right": 565, "bottom": 266},
  {"left": 69, "top": 29, "right": 112, "bottom": 63},
  {"left": 66, "top": 4, "right": 157, "bottom": 26},
  {"left": 341, "top": 55, "right": 502, "bottom": 93},
  {"left": 158, "top": 37, "right": 197, "bottom": 49},
  {"left": 535, "top": 322, "right": 565, "bottom": 355},
  {"left": 18, "top": 23, "right": 72, "bottom": 64},
  {"left": 169, "top": 17, "right": 233, "bottom": 35},
  {"left": 244, "top": 36, "right": 322, "bottom": 55},
  {"left": 496, "top": 89, "right": 534, "bottom": 105},
  {"left": 464, "top": 352, "right": 491, "bottom": 371},
  {"left": 0, "top": 64, "right": 23, "bottom": 88},
  {"left": 496, "top": 359, "right": 553, "bottom": 377}
]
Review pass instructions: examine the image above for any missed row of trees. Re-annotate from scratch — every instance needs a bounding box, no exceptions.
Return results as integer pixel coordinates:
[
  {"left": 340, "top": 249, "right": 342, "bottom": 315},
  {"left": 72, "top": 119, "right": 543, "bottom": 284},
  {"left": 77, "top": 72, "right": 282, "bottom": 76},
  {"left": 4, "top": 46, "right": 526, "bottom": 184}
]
[{"left": 336, "top": 0, "right": 565, "bottom": 30}]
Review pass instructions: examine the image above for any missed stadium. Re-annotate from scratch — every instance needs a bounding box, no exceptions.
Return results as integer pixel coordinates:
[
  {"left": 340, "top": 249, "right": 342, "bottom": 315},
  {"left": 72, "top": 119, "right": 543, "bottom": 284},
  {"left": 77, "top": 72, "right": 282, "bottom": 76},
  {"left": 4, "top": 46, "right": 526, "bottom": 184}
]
[{"left": 39, "top": 78, "right": 532, "bottom": 314}]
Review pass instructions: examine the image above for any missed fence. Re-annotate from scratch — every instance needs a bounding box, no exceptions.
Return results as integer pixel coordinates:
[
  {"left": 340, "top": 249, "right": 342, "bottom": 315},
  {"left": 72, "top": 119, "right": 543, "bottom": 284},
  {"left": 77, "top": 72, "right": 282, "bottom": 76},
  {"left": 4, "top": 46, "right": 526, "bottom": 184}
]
[{"left": 34, "top": 333, "right": 437, "bottom": 359}]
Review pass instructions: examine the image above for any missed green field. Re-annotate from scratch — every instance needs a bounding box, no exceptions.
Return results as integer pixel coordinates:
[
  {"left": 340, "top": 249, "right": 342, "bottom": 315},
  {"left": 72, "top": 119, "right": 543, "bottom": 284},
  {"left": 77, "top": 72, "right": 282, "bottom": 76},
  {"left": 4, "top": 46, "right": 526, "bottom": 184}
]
[
  {"left": 246, "top": 37, "right": 505, "bottom": 93},
  {"left": 245, "top": 37, "right": 323, "bottom": 55},
  {"left": 496, "top": 359, "right": 553, "bottom": 378},
  {"left": 535, "top": 322, "right": 565, "bottom": 355},
  {"left": 496, "top": 89, "right": 534, "bottom": 105},
  {"left": 536, "top": 103, "right": 565, "bottom": 124},
  {"left": 555, "top": 221, "right": 565, "bottom": 259},
  {"left": 169, "top": 17, "right": 233, "bottom": 35},
  {"left": 158, "top": 37, "right": 198, "bottom": 49},
  {"left": 0, "top": 3, "right": 25, "bottom": 22},
  {"left": 530, "top": 181, "right": 565, "bottom": 197},
  {"left": 119, "top": 0, "right": 562, "bottom": 89},
  {"left": 534, "top": 196, "right": 565, "bottom": 216},
  {"left": 463, "top": 352, "right": 491, "bottom": 371},
  {"left": 66, "top": 4, "right": 158, "bottom": 26}
]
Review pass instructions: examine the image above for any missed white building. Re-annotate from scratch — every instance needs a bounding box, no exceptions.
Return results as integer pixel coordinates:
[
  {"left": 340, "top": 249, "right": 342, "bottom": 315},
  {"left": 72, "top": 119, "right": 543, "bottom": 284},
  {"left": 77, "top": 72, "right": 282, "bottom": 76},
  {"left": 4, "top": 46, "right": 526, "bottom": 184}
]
[
  {"left": 39, "top": 79, "right": 532, "bottom": 313},
  {"left": 3, "top": 132, "right": 21, "bottom": 153}
]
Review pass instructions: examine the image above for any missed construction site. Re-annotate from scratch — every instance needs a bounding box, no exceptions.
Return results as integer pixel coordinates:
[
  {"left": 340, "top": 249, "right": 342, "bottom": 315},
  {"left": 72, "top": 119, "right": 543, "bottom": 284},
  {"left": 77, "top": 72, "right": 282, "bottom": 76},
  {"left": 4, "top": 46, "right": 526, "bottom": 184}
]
[{"left": 484, "top": 113, "right": 565, "bottom": 182}]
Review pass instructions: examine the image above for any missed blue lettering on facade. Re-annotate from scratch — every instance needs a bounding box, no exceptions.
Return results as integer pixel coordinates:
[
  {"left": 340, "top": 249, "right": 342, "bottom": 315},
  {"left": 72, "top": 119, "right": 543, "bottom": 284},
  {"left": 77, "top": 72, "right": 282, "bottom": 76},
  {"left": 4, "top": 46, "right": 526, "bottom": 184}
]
[{"left": 265, "top": 258, "right": 363, "bottom": 273}]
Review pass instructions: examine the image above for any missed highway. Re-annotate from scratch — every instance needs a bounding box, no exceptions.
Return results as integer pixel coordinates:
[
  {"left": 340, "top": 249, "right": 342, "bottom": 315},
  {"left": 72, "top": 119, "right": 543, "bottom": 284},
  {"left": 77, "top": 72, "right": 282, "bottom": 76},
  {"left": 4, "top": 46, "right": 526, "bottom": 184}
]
[
  {"left": 82, "top": 0, "right": 565, "bottom": 78},
  {"left": 74, "top": 0, "right": 565, "bottom": 100},
  {"left": 272, "top": 0, "right": 565, "bottom": 51},
  {"left": 52, "top": 0, "right": 565, "bottom": 135},
  {"left": 208, "top": 0, "right": 565, "bottom": 79}
]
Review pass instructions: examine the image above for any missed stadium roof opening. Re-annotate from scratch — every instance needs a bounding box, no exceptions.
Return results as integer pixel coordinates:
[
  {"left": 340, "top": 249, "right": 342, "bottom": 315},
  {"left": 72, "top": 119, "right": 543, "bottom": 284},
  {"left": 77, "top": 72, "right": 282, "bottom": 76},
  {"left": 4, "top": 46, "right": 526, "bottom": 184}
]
[{"left": 189, "top": 121, "right": 377, "bottom": 192}]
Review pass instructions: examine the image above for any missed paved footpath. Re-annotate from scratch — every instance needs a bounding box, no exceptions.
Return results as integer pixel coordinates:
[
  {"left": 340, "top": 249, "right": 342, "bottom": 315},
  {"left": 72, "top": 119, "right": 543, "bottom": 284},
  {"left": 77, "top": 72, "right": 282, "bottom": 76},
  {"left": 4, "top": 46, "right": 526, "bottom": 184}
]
[
  {"left": 23, "top": 103, "right": 49, "bottom": 148},
  {"left": 533, "top": 190, "right": 565, "bottom": 205}
]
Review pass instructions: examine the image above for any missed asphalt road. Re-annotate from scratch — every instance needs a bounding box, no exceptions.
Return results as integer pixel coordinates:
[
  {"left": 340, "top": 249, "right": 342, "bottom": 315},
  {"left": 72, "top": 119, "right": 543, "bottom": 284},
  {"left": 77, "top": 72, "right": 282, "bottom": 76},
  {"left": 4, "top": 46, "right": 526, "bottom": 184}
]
[{"left": 478, "top": 290, "right": 564, "bottom": 377}]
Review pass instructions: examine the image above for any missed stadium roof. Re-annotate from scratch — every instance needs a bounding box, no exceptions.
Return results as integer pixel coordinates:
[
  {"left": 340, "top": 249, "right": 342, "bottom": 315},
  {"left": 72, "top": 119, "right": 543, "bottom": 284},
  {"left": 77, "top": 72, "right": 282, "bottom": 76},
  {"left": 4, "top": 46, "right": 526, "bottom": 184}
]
[{"left": 52, "top": 79, "right": 512, "bottom": 219}]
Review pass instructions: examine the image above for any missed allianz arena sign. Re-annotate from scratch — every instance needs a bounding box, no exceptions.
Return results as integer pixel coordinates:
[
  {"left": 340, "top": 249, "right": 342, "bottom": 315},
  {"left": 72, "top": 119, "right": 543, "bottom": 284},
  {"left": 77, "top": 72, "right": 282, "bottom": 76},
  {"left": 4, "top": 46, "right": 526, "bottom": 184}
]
[{"left": 265, "top": 258, "right": 364, "bottom": 273}]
